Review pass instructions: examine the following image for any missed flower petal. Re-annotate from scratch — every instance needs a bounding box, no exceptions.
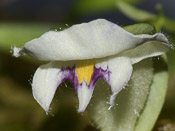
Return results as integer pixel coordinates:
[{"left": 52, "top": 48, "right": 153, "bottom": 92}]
[
  {"left": 87, "top": 59, "right": 154, "bottom": 131},
  {"left": 118, "top": 41, "right": 171, "bottom": 64},
  {"left": 107, "top": 57, "right": 133, "bottom": 109},
  {"left": 76, "top": 60, "right": 111, "bottom": 112},
  {"left": 32, "top": 61, "right": 74, "bottom": 113},
  {"left": 95, "top": 57, "right": 133, "bottom": 109},
  {"left": 12, "top": 19, "right": 172, "bottom": 61},
  {"left": 77, "top": 80, "right": 94, "bottom": 112}
]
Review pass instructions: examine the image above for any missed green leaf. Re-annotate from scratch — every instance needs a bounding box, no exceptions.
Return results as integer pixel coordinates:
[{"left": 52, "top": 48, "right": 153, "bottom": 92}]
[
  {"left": 87, "top": 23, "right": 168, "bottom": 131},
  {"left": 88, "top": 59, "right": 153, "bottom": 131},
  {"left": 164, "top": 18, "right": 175, "bottom": 32},
  {"left": 116, "top": 1, "right": 175, "bottom": 32},
  {"left": 135, "top": 71, "right": 168, "bottom": 131},
  {"left": 123, "top": 23, "right": 156, "bottom": 35},
  {"left": 88, "top": 60, "right": 168, "bottom": 131},
  {"left": 116, "top": 1, "right": 155, "bottom": 21},
  {"left": 167, "top": 35, "right": 175, "bottom": 75},
  {"left": 74, "top": 0, "right": 141, "bottom": 14}
]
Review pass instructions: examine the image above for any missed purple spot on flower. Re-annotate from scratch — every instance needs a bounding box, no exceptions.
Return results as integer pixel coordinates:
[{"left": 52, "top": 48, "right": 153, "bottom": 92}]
[
  {"left": 56, "top": 65, "right": 111, "bottom": 93},
  {"left": 90, "top": 66, "right": 111, "bottom": 89},
  {"left": 59, "top": 66, "right": 79, "bottom": 91}
]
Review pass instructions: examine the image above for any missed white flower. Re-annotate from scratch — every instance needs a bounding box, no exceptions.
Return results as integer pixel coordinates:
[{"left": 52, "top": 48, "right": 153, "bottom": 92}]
[{"left": 12, "top": 19, "right": 172, "bottom": 113}]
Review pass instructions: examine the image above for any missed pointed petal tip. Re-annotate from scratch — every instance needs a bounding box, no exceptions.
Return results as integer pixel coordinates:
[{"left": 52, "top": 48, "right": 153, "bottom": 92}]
[
  {"left": 108, "top": 93, "right": 118, "bottom": 110},
  {"left": 77, "top": 108, "right": 85, "bottom": 113},
  {"left": 11, "top": 45, "right": 25, "bottom": 57},
  {"left": 33, "top": 91, "right": 50, "bottom": 113},
  {"left": 154, "top": 33, "right": 173, "bottom": 49},
  {"left": 108, "top": 105, "right": 113, "bottom": 111},
  {"left": 11, "top": 45, "right": 20, "bottom": 57},
  {"left": 31, "top": 62, "right": 64, "bottom": 114},
  {"left": 33, "top": 94, "right": 50, "bottom": 115},
  {"left": 77, "top": 81, "right": 94, "bottom": 113}
]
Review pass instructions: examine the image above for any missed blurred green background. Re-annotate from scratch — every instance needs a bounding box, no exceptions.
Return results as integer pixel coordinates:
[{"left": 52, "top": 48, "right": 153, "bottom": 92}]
[{"left": 0, "top": 0, "right": 175, "bottom": 130}]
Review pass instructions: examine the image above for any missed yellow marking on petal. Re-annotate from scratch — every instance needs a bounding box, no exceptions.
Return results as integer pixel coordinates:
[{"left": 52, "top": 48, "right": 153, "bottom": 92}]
[
  {"left": 75, "top": 61, "right": 84, "bottom": 84},
  {"left": 84, "top": 60, "right": 94, "bottom": 85},
  {"left": 76, "top": 60, "right": 95, "bottom": 85}
]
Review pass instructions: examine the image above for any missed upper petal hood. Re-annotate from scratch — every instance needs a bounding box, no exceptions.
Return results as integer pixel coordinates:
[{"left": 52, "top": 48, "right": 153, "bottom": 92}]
[
  {"left": 117, "top": 41, "right": 171, "bottom": 64},
  {"left": 12, "top": 19, "right": 172, "bottom": 61}
]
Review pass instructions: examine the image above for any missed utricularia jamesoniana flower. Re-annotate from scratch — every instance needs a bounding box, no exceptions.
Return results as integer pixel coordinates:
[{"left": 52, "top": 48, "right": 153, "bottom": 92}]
[{"left": 12, "top": 19, "right": 172, "bottom": 113}]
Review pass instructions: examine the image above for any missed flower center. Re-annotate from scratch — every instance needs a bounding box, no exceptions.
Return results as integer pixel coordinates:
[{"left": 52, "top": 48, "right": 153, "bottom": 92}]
[{"left": 75, "top": 60, "right": 95, "bottom": 85}]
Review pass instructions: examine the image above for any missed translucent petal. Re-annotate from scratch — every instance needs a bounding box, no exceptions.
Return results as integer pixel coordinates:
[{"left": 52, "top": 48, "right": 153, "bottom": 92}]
[
  {"left": 77, "top": 58, "right": 115, "bottom": 112},
  {"left": 32, "top": 61, "right": 74, "bottom": 113},
  {"left": 77, "top": 81, "right": 95, "bottom": 112},
  {"left": 95, "top": 57, "right": 133, "bottom": 109},
  {"left": 107, "top": 57, "right": 133, "bottom": 108},
  {"left": 12, "top": 19, "right": 172, "bottom": 61},
  {"left": 118, "top": 41, "right": 171, "bottom": 64}
]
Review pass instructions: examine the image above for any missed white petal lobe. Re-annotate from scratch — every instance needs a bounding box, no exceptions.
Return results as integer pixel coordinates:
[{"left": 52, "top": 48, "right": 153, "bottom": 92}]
[
  {"left": 118, "top": 41, "right": 170, "bottom": 64},
  {"left": 13, "top": 19, "right": 172, "bottom": 60},
  {"left": 32, "top": 62, "right": 63, "bottom": 113},
  {"left": 77, "top": 81, "right": 94, "bottom": 112},
  {"left": 108, "top": 57, "right": 133, "bottom": 108}
]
